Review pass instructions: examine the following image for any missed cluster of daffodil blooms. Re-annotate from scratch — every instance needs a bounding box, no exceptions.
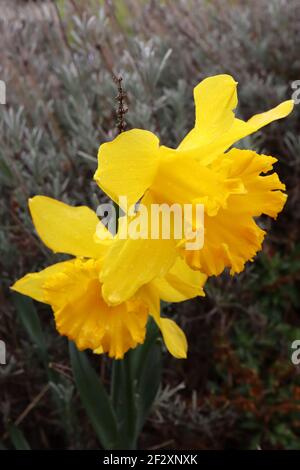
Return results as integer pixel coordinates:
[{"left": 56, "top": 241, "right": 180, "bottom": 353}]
[{"left": 12, "top": 75, "right": 293, "bottom": 360}]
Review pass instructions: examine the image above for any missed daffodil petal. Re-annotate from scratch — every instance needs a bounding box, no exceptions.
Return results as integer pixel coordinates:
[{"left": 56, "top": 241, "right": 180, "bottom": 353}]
[
  {"left": 211, "top": 100, "right": 295, "bottom": 160},
  {"left": 247, "top": 99, "right": 294, "bottom": 130},
  {"left": 178, "top": 74, "right": 238, "bottom": 150},
  {"left": 11, "top": 260, "right": 74, "bottom": 303},
  {"left": 95, "top": 129, "right": 160, "bottom": 211},
  {"left": 139, "top": 284, "right": 187, "bottom": 358},
  {"left": 101, "top": 235, "right": 177, "bottom": 305},
  {"left": 150, "top": 257, "right": 207, "bottom": 302},
  {"left": 29, "top": 196, "right": 108, "bottom": 259},
  {"left": 138, "top": 283, "right": 161, "bottom": 318},
  {"left": 190, "top": 100, "right": 294, "bottom": 166},
  {"left": 151, "top": 147, "right": 243, "bottom": 215},
  {"left": 158, "top": 318, "right": 187, "bottom": 359}
]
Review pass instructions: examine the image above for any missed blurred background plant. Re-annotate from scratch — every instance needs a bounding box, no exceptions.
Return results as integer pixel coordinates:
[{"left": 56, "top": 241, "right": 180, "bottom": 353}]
[{"left": 0, "top": 0, "right": 300, "bottom": 450}]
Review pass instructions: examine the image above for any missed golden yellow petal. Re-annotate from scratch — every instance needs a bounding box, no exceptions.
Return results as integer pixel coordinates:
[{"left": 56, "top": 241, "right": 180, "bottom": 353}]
[
  {"left": 151, "top": 147, "right": 244, "bottom": 216},
  {"left": 138, "top": 283, "right": 161, "bottom": 318},
  {"left": 94, "top": 129, "right": 160, "bottom": 211},
  {"left": 247, "top": 100, "right": 294, "bottom": 130},
  {"left": 158, "top": 318, "right": 187, "bottom": 359},
  {"left": 179, "top": 74, "right": 238, "bottom": 150},
  {"left": 185, "top": 100, "right": 294, "bottom": 166},
  {"left": 11, "top": 260, "right": 74, "bottom": 303},
  {"left": 150, "top": 257, "right": 207, "bottom": 302},
  {"left": 29, "top": 196, "right": 107, "bottom": 259},
  {"left": 139, "top": 284, "right": 187, "bottom": 359},
  {"left": 100, "top": 226, "right": 177, "bottom": 306}
]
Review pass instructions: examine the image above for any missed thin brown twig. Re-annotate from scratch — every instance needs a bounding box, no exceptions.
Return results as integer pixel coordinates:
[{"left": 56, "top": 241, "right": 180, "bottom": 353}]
[
  {"left": 48, "top": 362, "right": 73, "bottom": 381},
  {"left": 15, "top": 384, "right": 50, "bottom": 427},
  {"left": 95, "top": 43, "right": 128, "bottom": 134},
  {"left": 2, "top": 383, "right": 50, "bottom": 440},
  {"left": 147, "top": 439, "right": 175, "bottom": 450},
  {"left": 113, "top": 75, "right": 128, "bottom": 134}
]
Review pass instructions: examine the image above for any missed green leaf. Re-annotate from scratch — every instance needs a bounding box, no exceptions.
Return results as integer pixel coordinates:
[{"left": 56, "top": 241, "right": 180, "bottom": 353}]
[
  {"left": 13, "top": 293, "right": 48, "bottom": 365},
  {"left": 111, "top": 318, "right": 162, "bottom": 448},
  {"left": 136, "top": 321, "right": 162, "bottom": 432},
  {"left": 8, "top": 425, "right": 30, "bottom": 450},
  {"left": 0, "top": 154, "right": 14, "bottom": 186},
  {"left": 69, "top": 342, "right": 119, "bottom": 450},
  {"left": 111, "top": 358, "right": 138, "bottom": 449}
]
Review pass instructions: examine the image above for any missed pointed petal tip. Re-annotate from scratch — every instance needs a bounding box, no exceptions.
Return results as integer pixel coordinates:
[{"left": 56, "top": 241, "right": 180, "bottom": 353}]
[
  {"left": 287, "top": 99, "right": 295, "bottom": 113},
  {"left": 194, "top": 74, "right": 238, "bottom": 93},
  {"left": 28, "top": 195, "right": 38, "bottom": 209},
  {"left": 10, "top": 277, "right": 26, "bottom": 295},
  {"left": 277, "top": 99, "right": 294, "bottom": 116},
  {"left": 10, "top": 282, "right": 18, "bottom": 292}
]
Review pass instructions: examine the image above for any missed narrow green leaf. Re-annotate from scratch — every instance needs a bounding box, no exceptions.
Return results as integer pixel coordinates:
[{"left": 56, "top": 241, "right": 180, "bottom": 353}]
[
  {"left": 69, "top": 342, "right": 119, "bottom": 450},
  {"left": 13, "top": 293, "right": 48, "bottom": 364},
  {"left": 111, "top": 318, "right": 162, "bottom": 448},
  {"left": 8, "top": 425, "right": 30, "bottom": 450},
  {"left": 0, "top": 155, "right": 14, "bottom": 186},
  {"left": 113, "top": 357, "right": 138, "bottom": 449},
  {"left": 131, "top": 317, "right": 160, "bottom": 379},
  {"left": 135, "top": 320, "right": 162, "bottom": 432}
]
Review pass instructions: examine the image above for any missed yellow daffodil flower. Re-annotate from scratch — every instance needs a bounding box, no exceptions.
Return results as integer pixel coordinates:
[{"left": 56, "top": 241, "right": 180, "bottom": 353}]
[
  {"left": 11, "top": 196, "right": 206, "bottom": 359},
  {"left": 94, "top": 74, "right": 293, "bottom": 303}
]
